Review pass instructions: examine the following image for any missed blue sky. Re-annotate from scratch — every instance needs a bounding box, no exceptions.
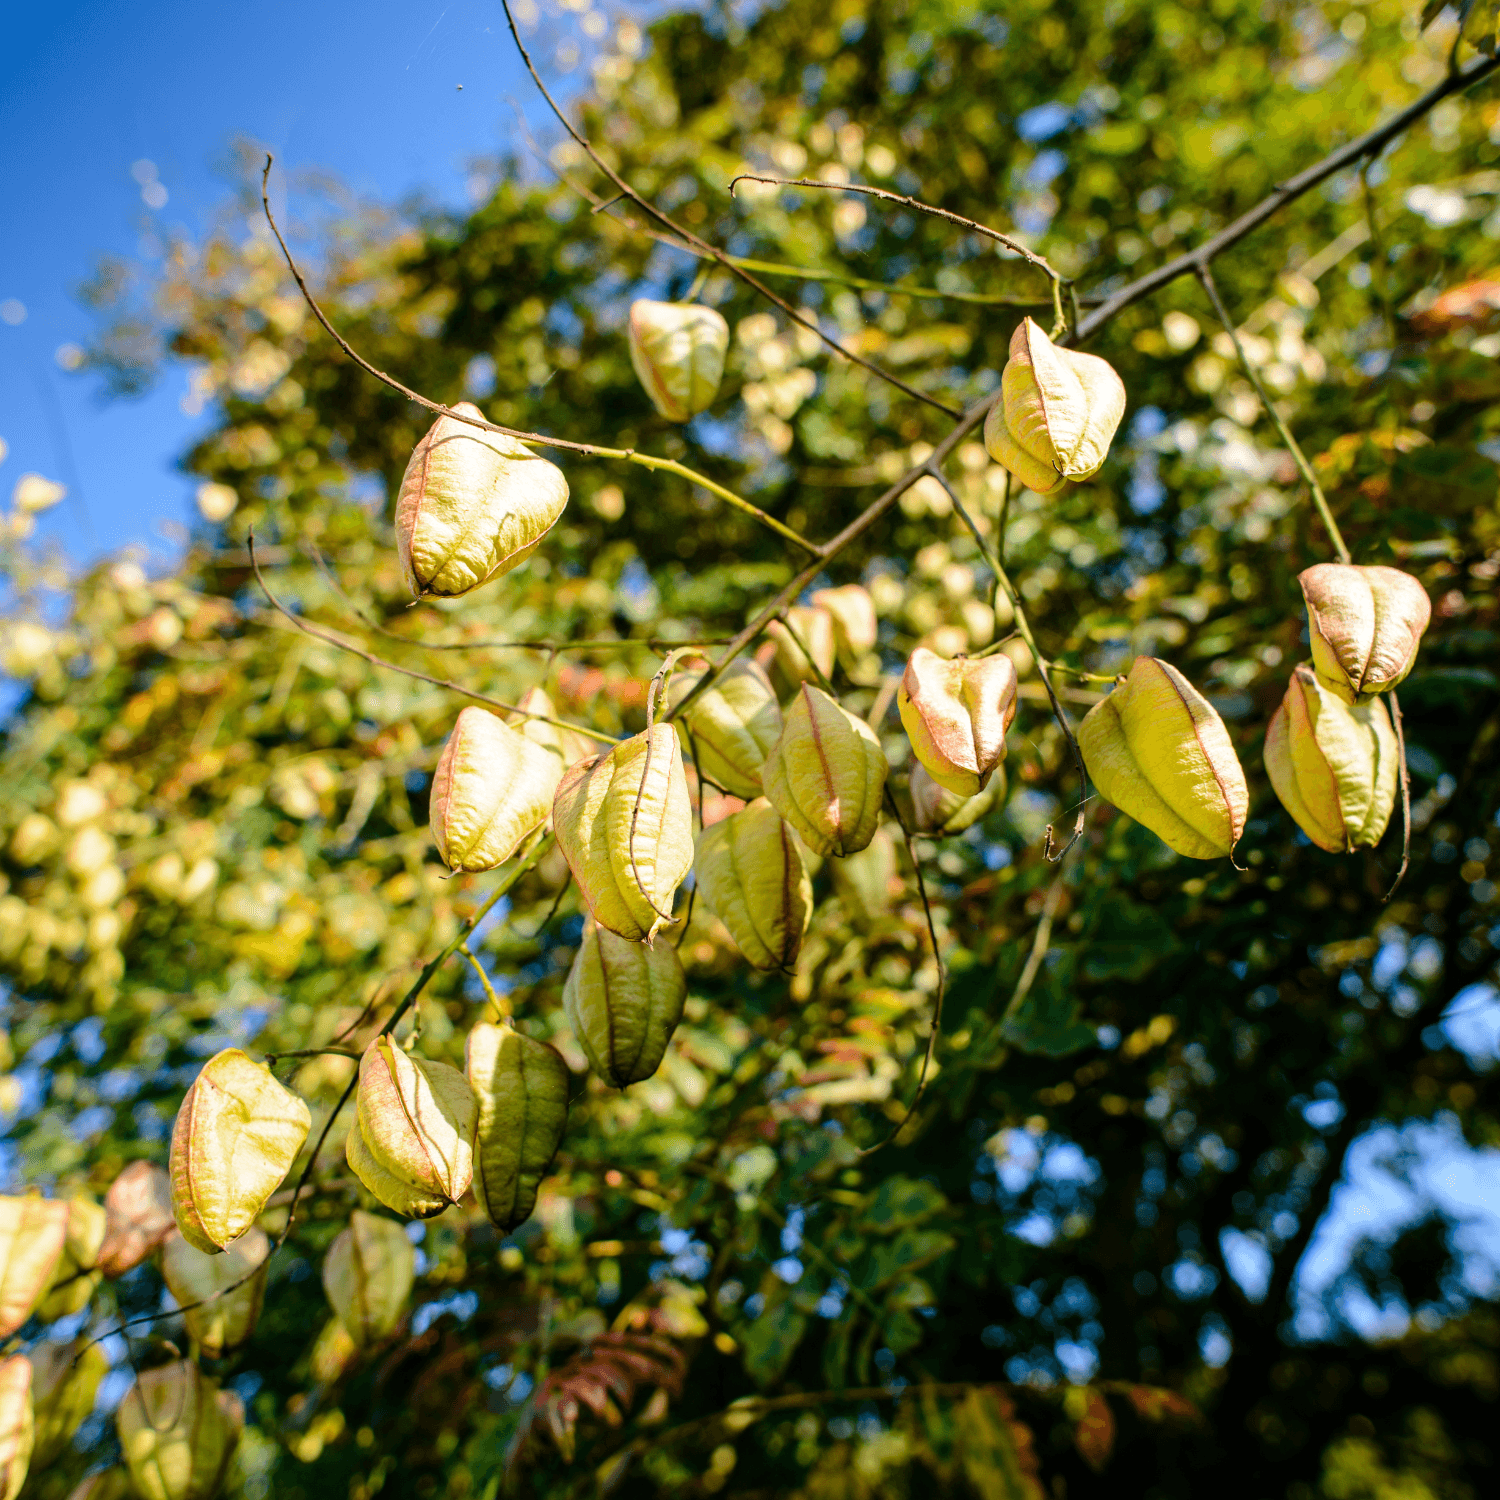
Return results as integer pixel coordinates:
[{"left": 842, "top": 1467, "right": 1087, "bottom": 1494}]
[{"left": 0, "top": 0, "right": 638, "bottom": 565}]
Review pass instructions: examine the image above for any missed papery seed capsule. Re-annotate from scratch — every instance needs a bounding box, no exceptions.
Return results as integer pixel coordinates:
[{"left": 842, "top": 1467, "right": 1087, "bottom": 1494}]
[
  {"left": 169, "top": 1050, "right": 312, "bottom": 1253},
  {"left": 0, "top": 1197, "right": 68, "bottom": 1338},
  {"left": 346, "top": 1038, "right": 477, "bottom": 1219},
  {"left": 909, "top": 761, "right": 1007, "bottom": 836},
  {"left": 309, "top": 1318, "right": 359, "bottom": 1382},
  {"left": 562, "top": 920, "right": 686, "bottom": 1088},
  {"left": 667, "top": 659, "right": 782, "bottom": 799},
  {"left": 465, "top": 1023, "right": 570, "bottom": 1231},
  {"left": 65, "top": 1470, "right": 132, "bottom": 1500},
  {"left": 430, "top": 707, "right": 564, "bottom": 873},
  {"left": 694, "top": 799, "right": 812, "bottom": 971},
  {"left": 509, "top": 686, "right": 592, "bottom": 769},
  {"left": 1078, "top": 656, "right": 1249, "bottom": 860},
  {"left": 1299, "top": 563, "right": 1432, "bottom": 703},
  {"left": 395, "top": 401, "right": 569, "bottom": 599},
  {"left": 160, "top": 1228, "right": 270, "bottom": 1357},
  {"left": 983, "top": 317, "right": 1126, "bottom": 494},
  {"left": 1265, "top": 663, "right": 1398, "bottom": 852},
  {"left": 116, "top": 1361, "right": 242, "bottom": 1500},
  {"left": 552, "top": 724, "right": 694, "bottom": 943},
  {"left": 810, "top": 584, "right": 878, "bottom": 666},
  {"left": 628, "top": 300, "right": 730, "bottom": 423},
  {"left": 830, "top": 823, "right": 899, "bottom": 924},
  {"left": 0, "top": 1356, "right": 30, "bottom": 1500},
  {"left": 897, "top": 647, "right": 1018, "bottom": 798},
  {"left": 30, "top": 1339, "right": 107, "bottom": 1468},
  {"left": 765, "top": 605, "right": 837, "bottom": 694},
  {"left": 97, "top": 1162, "right": 175, "bottom": 1278},
  {"left": 322, "top": 1210, "right": 415, "bottom": 1348},
  {"left": 34, "top": 1196, "right": 106, "bottom": 1320},
  {"left": 761, "top": 685, "right": 889, "bottom": 858}
]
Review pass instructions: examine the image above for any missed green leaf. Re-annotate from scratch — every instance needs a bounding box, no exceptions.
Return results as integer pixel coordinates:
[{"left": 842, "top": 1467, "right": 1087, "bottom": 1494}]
[
  {"left": 1002, "top": 956, "right": 1096, "bottom": 1057},
  {"left": 740, "top": 1295, "right": 808, "bottom": 1389},
  {"left": 1079, "top": 897, "right": 1180, "bottom": 981},
  {"left": 856, "top": 1175, "right": 947, "bottom": 1233}
]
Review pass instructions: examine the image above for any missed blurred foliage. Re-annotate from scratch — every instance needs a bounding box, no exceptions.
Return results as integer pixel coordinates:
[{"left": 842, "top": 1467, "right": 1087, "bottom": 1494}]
[{"left": 6, "top": 0, "right": 1500, "bottom": 1496}]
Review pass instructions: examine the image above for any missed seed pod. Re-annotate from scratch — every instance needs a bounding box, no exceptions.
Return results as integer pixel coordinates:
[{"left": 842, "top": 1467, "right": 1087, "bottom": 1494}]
[
  {"left": 628, "top": 300, "right": 730, "bottom": 422},
  {"left": 161, "top": 1228, "right": 270, "bottom": 1357},
  {"left": 897, "top": 647, "right": 1018, "bottom": 798},
  {"left": 983, "top": 317, "right": 1127, "bottom": 494},
  {"left": 309, "top": 1317, "right": 359, "bottom": 1382},
  {"left": 1299, "top": 563, "right": 1431, "bottom": 703},
  {"left": 562, "top": 920, "right": 686, "bottom": 1088},
  {"left": 465, "top": 1023, "right": 570, "bottom": 1231},
  {"left": 395, "top": 400, "right": 569, "bottom": 599},
  {"left": 97, "top": 1162, "right": 175, "bottom": 1278},
  {"left": 761, "top": 685, "right": 889, "bottom": 858},
  {"left": 170, "top": 1049, "right": 312, "bottom": 1253},
  {"left": 322, "top": 1210, "right": 415, "bottom": 1348},
  {"left": 0, "top": 1356, "right": 30, "bottom": 1500},
  {"left": 667, "top": 659, "right": 782, "bottom": 799},
  {"left": 66, "top": 1471, "right": 132, "bottom": 1500},
  {"left": 346, "top": 1038, "right": 477, "bottom": 1219},
  {"left": 694, "top": 800, "right": 811, "bottom": 971},
  {"left": 430, "top": 707, "right": 563, "bottom": 873},
  {"left": 830, "top": 823, "right": 900, "bottom": 924},
  {"left": 34, "top": 1196, "right": 106, "bottom": 1320},
  {"left": 1078, "top": 656, "right": 1249, "bottom": 860},
  {"left": 30, "top": 1339, "right": 107, "bottom": 1468},
  {"left": 765, "top": 605, "right": 837, "bottom": 694},
  {"left": 509, "top": 686, "right": 592, "bottom": 769},
  {"left": 1265, "top": 663, "right": 1398, "bottom": 853},
  {"left": 909, "top": 761, "right": 1007, "bottom": 835},
  {"left": 0, "top": 1197, "right": 68, "bottom": 1337},
  {"left": 116, "top": 1361, "right": 242, "bottom": 1500},
  {"left": 810, "top": 584, "right": 878, "bottom": 665},
  {"left": 552, "top": 724, "right": 693, "bottom": 943}
]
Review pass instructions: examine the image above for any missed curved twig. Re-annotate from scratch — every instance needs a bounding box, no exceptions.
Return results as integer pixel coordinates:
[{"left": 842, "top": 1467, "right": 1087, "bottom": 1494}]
[{"left": 1384, "top": 689, "right": 1413, "bottom": 903}]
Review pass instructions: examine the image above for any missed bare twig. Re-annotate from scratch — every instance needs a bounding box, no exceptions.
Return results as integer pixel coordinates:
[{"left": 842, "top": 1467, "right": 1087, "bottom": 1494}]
[
  {"left": 1384, "top": 689, "right": 1413, "bottom": 902},
  {"left": 1001, "top": 877, "right": 1066, "bottom": 1027}
]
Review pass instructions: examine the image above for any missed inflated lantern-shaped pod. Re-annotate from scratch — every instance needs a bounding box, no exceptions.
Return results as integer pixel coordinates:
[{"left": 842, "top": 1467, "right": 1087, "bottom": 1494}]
[
  {"left": 1298, "top": 563, "right": 1431, "bottom": 703},
  {"left": 667, "top": 659, "right": 782, "bottom": 800},
  {"left": 160, "top": 1229, "right": 271, "bottom": 1357},
  {"left": 0, "top": 1198, "right": 69, "bottom": 1338},
  {"left": 898, "top": 647, "right": 1018, "bottom": 799},
  {"left": 628, "top": 300, "right": 730, "bottom": 422},
  {"left": 322, "top": 1210, "right": 416, "bottom": 1349},
  {"left": 694, "top": 799, "right": 813, "bottom": 971},
  {"left": 116, "top": 1361, "right": 242, "bottom": 1500}
]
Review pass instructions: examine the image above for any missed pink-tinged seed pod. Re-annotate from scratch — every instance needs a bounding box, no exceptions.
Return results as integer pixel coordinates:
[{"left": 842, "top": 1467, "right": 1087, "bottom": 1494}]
[
  {"left": 667, "top": 659, "right": 782, "bottom": 800},
  {"left": 897, "top": 647, "right": 1019, "bottom": 798},
  {"left": 169, "top": 1050, "right": 311, "bottom": 1253},
  {"left": 809, "top": 584, "right": 879, "bottom": 666},
  {"left": 430, "top": 707, "right": 564, "bottom": 873},
  {"left": 761, "top": 685, "right": 889, "bottom": 858},
  {"left": 909, "top": 761, "right": 1007, "bottom": 836},
  {"left": 116, "top": 1361, "right": 242, "bottom": 1500},
  {"left": 552, "top": 724, "right": 694, "bottom": 944},
  {"left": 160, "top": 1228, "right": 271, "bottom": 1357},
  {"left": 322, "top": 1210, "right": 415, "bottom": 1348},
  {"left": 0, "top": 1356, "right": 31, "bottom": 1500},
  {"left": 96, "top": 1162, "right": 175, "bottom": 1278},
  {"left": 694, "top": 799, "right": 812, "bottom": 971},
  {"left": 29, "top": 1338, "right": 107, "bottom": 1469},
  {"left": 0, "top": 1198, "right": 68, "bottom": 1338},
  {"left": 34, "top": 1196, "right": 106, "bottom": 1321},
  {"left": 1078, "top": 656, "right": 1249, "bottom": 860},
  {"left": 765, "top": 605, "right": 837, "bottom": 694},
  {"left": 395, "top": 401, "right": 569, "bottom": 599},
  {"left": 346, "top": 1038, "right": 477, "bottom": 1219},
  {"left": 1265, "top": 663, "right": 1398, "bottom": 852},
  {"left": 983, "top": 317, "right": 1126, "bottom": 494},
  {"left": 628, "top": 300, "right": 730, "bottom": 422},
  {"left": 1298, "top": 563, "right": 1431, "bottom": 702}
]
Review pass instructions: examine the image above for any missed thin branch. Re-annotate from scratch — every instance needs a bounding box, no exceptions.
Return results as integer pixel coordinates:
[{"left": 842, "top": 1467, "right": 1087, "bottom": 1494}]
[
  {"left": 1384, "top": 689, "right": 1413, "bottom": 903},
  {"left": 1001, "top": 877, "right": 1065, "bottom": 1027}
]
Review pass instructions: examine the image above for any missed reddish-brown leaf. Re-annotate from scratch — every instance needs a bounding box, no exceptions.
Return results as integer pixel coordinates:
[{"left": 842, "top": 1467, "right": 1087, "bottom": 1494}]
[{"left": 1073, "top": 1388, "right": 1115, "bottom": 1472}]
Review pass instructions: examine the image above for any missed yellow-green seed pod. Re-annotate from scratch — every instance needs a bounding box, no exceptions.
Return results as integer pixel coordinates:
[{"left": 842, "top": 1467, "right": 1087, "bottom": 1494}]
[
  {"left": 0, "top": 1356, "right": 30, "bottom": 1500},
  {"left": 810, "top": 584, "right": 878, "bottom": 666},
  {"left": 1299, "top": 563, "right": 1432, "bottom": 703},
  {"left": 509, "top": 686, "right": 592, "bottom": 770},
  {"left": 309, "top": 1317, "right": 359, "bottom": 1382},
  {"left": 34, "top": 1196, "right": 106, "bottom": 1321},
  {"left": 395, "top": 401, "right": 569, "bottom": 599},
  {"left": 464, "top": 1023, "right": 570, "bottom": 1231},
  {"left": 1265, "top": 663, "right": 1398, "bottom": 853},
  {"left": 322, "top": 1210, "right": 415, "bottom": 1348},
  {"left": 761, "top": 685, "right": 889, "bottom": 858},
  {"left": 169, "top": 1049, "right": 311, "bottom": 1254},
  {"left": 160, "top": 1228, "right": 270, "bottom": 1357},
  {"left": 347, "top": 1038, "right": 477, "bottom": 1219},
  {"left": 562, "top": 920, "right": 687, "bottom": 1089},
  {"left": 766, "top": 605, "right": 837, "bottom": 694},
  {"left": 983, "top": 317, "right": 1126, "bottom": 494},
  {"left": 667, "top": 659, "right": 783, "bottom": 799},
  {"left": 552, "top": 724, "right": 694, "bottom": 943},
  {"left": 909, "top": 761, "right": 1007, "bottom": 836},
  {"left": 897, "top": 647, "right": 1018, "bottom": 798},
  {"left": 65, "top": 1470, "right": 132, "bottom": 1500},
  {"left": 628, "top": 300, "right": 730, "bottom": 422},
  {"left": 0, "top": 1197, "right": 68, "bottom": 1338},
  {"left": 1078, "top": 656, "right": 1249, "bottom": 860},
  {"left": 694, "top": 800, "right": 812, "bottom": 971},
  {"left": 830, "top": 823, "right": 900, "bottom": 924},
  {"left": 30, "top": 1339, "right": 107, "bottom": 1468},
  {"left": 97, "top": 1162, "right": 175, "bottom": 1278},
  {"left": 430, "top": 707, "right": 563, "bottom": 873},
  {"left": 116, "top": 1361, "right": 242, "bottom": 1500}
]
